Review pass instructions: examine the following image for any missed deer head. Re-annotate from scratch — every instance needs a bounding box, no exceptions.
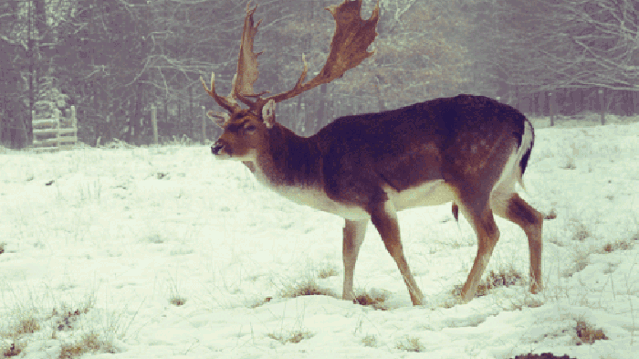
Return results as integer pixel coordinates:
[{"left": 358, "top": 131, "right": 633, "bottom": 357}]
[{"left": 201, "top": 0, "right": 379, "bottom": 161}]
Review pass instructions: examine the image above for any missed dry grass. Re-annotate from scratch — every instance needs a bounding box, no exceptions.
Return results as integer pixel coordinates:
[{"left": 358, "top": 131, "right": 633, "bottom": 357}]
[
  {"left": 0, "top": 296, "right": 121, "bottom": 358},
  {"left": 475, "top": 268, "right": 524, "bottom": 296},
  {"left": 572, "top": 250, "right": 590, "bottom": 275},
  {"left": 562, "top": 156, "right": 576, "bottom": 170},
  {"left": 601, "top": 239, "right": 633, "bottom": 253},
  {"left": 59, "top": 332, "right": 117, "bottom": 358},
  {"left": 267, "top": 329, "right": 313, "bottom": 344},
  {"left": 575, "top": 320, "right": 608, "bottom": 345},
  {"left": 395, "top": 335, "right": 425, "bottom": 352},
  {"left": 169, "top": 295, "right": 187, "bottom": 306},
  {"left": 354, "top": 291, "right": 389, "bottom": 310},
  {"left": 361, "top": 334, "right": 377, "bottom": 347},
  {"left": 280, "top": 278, "right": 336, "bottom": 299},
  {"left": 451, "top": 267, "right": 524, "bottom": 298},
  {"left": 512, "top": 353, "right": 576, "bottom": 359},
  {"left": 10, "top": 316, "right": 41, "bottom": 336},
  {"left": 248, "top": 296, "right": 272, "bottom": 308},
  {"left": 571, "top": 223, "right": 591, "bottom": 242},
  {"left": 544, "top": 209, "right": 558, "bottom": 220},
  {"left": 52, "top": 306, "right": 91, "bottom": 332},
  {"left": 316, "top": 265, "right": 339, "bottom": 279},
  {"left": 1, "top": 341, "right": 23, "bottom": 357}
]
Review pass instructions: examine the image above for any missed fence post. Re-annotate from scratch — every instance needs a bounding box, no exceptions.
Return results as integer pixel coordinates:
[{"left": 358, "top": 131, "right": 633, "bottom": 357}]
[
  {"left": 71, "top": 106, "right": 77, "bottom": 148},
  {"left": 598, "top": 88, "right": 606, "bottom": 125},
  {"left": 201, "top": 106, "right": 206, "bottom": 144},
  {"left": 56, "top": 108, "right": 62, "bottom": 149},
  {"left": 548, "top": 92, "right": 555, "bottom": 127},
  {"left": 31, "top": 110, "right": 37, "bottom": 147},
  {"left": 151, "top": 106, "right": 158, "bottom": 144},
  {"left": 70, "top": 106, "right": 76, "bottom": 127}
]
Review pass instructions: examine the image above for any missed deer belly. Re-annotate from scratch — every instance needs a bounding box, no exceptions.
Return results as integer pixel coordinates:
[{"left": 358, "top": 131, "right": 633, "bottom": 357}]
[
  {"left": 263, "top": 180, "right": 455, "bottom": 219},
  {"left": 269, "top": 184, "right": 370, "bottom": 220},
  {"left": 385, "top": 180, "right": 456, "bottom": 211}
]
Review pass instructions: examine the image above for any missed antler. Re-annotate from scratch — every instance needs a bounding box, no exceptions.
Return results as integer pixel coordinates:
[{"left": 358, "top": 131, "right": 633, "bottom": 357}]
[
  {"left": 263, "top": 0, "right": 380, "bottom": 106},
  {"left": 202, "top": 0, "right": 379, "bottom": 115},
  {"left": 200, "top": 3, "right": 264, "bottom": 114}
]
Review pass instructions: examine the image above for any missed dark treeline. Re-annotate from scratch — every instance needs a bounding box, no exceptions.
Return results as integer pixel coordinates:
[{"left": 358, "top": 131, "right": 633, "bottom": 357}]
[{"left": 1, "top": 0, "right": 638, "bottom": 148}]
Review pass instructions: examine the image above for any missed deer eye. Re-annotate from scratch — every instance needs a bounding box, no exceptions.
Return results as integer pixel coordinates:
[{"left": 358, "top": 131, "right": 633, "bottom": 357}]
[{"left": 244, "top": 124, "right": 257, "bottom": 133}]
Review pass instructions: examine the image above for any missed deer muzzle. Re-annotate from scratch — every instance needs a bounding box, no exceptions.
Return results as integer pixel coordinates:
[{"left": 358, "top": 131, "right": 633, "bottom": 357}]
[{"left": 211, "top": 141, "right": 226, "bottom": 155}]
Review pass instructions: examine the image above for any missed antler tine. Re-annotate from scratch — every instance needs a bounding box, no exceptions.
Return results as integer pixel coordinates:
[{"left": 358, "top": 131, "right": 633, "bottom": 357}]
[
  {"left": 200, "top": 3, "right": 263, "bottom": 115},
  {"left": 200, "top": 72, "right": 240, "bottom": 113},
  {"left": 265, "top": 0, "right": 380, "bottom": 105},
  {"left": 231, "top": 3, "right": 262, "bottom": 101}
]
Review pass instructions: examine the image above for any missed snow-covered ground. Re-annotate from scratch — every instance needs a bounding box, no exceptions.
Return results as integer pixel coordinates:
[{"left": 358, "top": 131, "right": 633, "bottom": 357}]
[{"left": 1, "top": 118, "right": 638, "bottom": 359}]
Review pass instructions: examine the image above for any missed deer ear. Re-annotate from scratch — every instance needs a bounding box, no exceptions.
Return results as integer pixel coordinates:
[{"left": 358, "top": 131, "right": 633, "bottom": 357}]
[
  {"left": 207, "top": 111, "right": 230, "bottom": 127},
  {"left": 262, "top": 99, "right": 276, "bottom": 129}
]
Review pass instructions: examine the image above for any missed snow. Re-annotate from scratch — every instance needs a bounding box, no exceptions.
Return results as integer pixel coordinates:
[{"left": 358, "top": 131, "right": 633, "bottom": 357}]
[{"left": 1, "top": 120, "right": 638, "bottom": 359}]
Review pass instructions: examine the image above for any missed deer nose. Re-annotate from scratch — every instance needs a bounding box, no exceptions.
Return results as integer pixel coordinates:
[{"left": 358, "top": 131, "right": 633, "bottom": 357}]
[{"left": 211, "top": 142, "right": 224, "bottom": 155}]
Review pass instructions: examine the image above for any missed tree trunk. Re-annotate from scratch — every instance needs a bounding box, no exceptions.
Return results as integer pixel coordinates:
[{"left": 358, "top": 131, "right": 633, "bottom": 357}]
[
  {"left": 538, "top": 91, "right": 546, "bottom": 117},
  {"left": 316, "top": 84, "right": 327, "bottom": 131},
  {"left": 133, "top": 82, "right": 145, "bottom": 144},
  {"left": 598, "top": 88, "right": 606, "bottom": 125},
  {"left": 188, "top": 85, "right": 195, "bottom": 138}
]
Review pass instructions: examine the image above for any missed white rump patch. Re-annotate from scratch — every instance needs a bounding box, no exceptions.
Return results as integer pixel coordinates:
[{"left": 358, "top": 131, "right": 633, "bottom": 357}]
[{"left": 492, "top": 120, "right": 534, "bottom": 196}]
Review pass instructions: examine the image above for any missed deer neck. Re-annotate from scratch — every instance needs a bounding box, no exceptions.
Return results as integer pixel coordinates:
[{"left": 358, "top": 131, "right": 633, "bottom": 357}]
[{"left": 244, "top": 124, "right": 322, "bottom": 189}]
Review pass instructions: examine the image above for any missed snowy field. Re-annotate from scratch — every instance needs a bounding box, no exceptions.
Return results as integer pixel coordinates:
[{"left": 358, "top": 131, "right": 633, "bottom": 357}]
[{"left": 1, "top": 117, "right": 638, "bottom": 359}]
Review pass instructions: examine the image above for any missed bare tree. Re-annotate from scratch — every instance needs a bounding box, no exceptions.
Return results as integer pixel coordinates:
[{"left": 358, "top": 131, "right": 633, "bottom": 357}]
[{"left": 479, "top": 0, "right": 639, "bottom": 93}]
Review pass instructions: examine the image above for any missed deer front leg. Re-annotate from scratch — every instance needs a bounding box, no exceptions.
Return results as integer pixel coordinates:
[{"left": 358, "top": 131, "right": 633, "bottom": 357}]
[
  {"left": 342, "top": 219, "right": 368, "bottom": 302},
  {"left": 369, "top": 201, "right": 424, "bottom": 306}
]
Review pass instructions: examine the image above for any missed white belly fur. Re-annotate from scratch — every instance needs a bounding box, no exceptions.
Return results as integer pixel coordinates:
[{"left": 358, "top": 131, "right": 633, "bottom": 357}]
[
  {"left": 260, "top": 176, "right": 456, "bottom": 220},
  {"left": 384, "top": 180, "right": 456, "bottom": 212},
  {"left": 268, "top": 184, "right": 371, "bottom": 220}
]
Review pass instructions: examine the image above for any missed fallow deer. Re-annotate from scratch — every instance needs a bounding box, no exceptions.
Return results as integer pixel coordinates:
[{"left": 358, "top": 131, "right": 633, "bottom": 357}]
[{"left": 201, "top": 0, "right": 543, "bottom": 305}]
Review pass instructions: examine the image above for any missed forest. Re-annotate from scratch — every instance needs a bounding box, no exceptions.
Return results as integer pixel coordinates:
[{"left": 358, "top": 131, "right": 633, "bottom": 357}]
[{"left": 1, "top": 0, "right": 638, "bottom": 148}]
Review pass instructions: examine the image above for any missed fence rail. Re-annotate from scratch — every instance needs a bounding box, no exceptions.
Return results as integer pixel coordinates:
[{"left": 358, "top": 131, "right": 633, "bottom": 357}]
[{"left": 32, "top": 106, "right": 78, "bottom": 151}]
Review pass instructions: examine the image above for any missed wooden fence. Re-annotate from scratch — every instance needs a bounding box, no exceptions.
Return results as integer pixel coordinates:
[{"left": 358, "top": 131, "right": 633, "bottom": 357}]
[
  {"left": 32, "top": 106, "right": 78, "bottom": 151},
  {"left": 148, "top": 106, "right": 208, "bottom": 144}
]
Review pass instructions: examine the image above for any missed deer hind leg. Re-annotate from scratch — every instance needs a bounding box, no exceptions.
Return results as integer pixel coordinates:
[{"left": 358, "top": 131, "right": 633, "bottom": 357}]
[
  {"left": 456, "top": 192, "right": 501, "bottom": 303},
  {"left": 491, "top": 188, "right": 544, "bottom": 294},
  {"left": 369, "top": 201, "right": 424, "bottom": 305},
  {"left": 342, "top": 219, "right": 368, "bottom": 302}
]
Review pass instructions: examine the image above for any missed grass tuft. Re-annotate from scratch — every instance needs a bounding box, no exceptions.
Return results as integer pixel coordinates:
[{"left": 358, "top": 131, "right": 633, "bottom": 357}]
[
  {"left": 570, "top": 222, "right": 591, "bottom": 242},
  {"left": 0, "top": 295, "right": 123, "bottom": 358},
  {"left": 12, "top": 316, "right": 41, "bottom": 336},
  {"left": 354, "top": 291, "right": 389, "bottom": 310},
  {"left": 475, "top": 267, "right": 524, "bottom": 296},
  {"left": 280, "top": 278, "right": 335, "bottom": 299},
  {"left": 52, "top": 306, "right": 91, "bottom": 332},
  {"left": 316, "top": 265, "right": 339, "bottom": 279},
  {"left": 169, "top": 296, "right": 187, "bottom": 306},
  {"left": 59, "top": 332, "right": 117, "bottom": 358},
  {"left": 452, "top": 266, "right": 524, "bottom": 298},
  {"left": 267, "top": 329, "right": 313, "bottom": 344},
  {"left": 395, "top": 335, "right": 425, "bottom": 352},
  {"left": 544, "top": 209, "right": 558, "bottom": 220},
  {"left": 248, "top": 297, "right": 272, "bottom": 309},
  {"left": 601, "top": 239, "right": 633, "bottom": 253},
  {"left": 575, "top": 320, "right": 608, "bottom": 345},
  {"left": 1, "top": 341, "right": 23, "bottom": 357},
  {"left": 361, "top": 334, "right": 378, "bottom": 347}
]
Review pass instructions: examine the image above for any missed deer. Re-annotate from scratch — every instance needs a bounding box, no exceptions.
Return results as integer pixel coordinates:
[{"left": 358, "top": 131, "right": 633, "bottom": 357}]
[{"left": 201, "top": 0, "right": 543, "bottom": 305}]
